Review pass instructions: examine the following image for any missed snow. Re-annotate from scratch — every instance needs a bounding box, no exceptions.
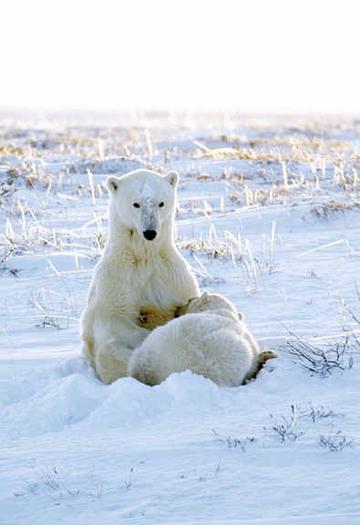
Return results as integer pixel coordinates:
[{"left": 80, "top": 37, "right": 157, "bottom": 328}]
[{"left": 0, "top": 113, "right": 359, "bottom": 524}]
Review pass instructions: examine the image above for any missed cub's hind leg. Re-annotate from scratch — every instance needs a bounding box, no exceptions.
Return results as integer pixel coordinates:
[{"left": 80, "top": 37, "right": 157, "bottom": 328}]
[{"left": 244, "top": 350, "right": 277, "bottom": 382}]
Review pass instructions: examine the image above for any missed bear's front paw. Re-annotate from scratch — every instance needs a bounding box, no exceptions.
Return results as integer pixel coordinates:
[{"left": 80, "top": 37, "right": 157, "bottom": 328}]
[
  {"left": 137, "top": 306, "right": 177, "bottom": 330},
  {"left": 174, "top": 303, "right": 189, "bottom": 317},
  {"left": 137, "top": 311, "right": 149, "bottom": 327}
]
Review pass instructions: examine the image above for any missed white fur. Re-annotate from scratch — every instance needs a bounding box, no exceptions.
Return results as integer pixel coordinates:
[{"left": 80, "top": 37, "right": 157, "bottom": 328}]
[
  {"left": 80, "top": 169, "right": 199, "bottom": 384},
  {"left": 128, "top": 292, "right": 261, "bottom": 387}
]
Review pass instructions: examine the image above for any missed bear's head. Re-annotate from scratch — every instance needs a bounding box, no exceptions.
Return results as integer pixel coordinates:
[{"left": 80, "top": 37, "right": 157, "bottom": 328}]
[
  {"left": 183, "top": 291, "right": 241, "bottom": 321},
  {"left": 106, "top": 169, "right": 178, "bottom": 243}
]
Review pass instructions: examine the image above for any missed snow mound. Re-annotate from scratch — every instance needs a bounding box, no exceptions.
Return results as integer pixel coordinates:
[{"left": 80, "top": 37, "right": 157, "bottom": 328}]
[
  {"left": 0, "top": 358, "right": 237, "bottom": 440},
  {"left": 0, "top": 371, "right": 106, "bottom": 440},
  {"left": 81, "top": 370, "right": 224, "bottom": 430}
]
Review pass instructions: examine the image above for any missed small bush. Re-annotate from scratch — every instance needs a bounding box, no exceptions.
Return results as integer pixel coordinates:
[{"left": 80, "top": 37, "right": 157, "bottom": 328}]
[
  {"left": 319, "top": 431, "right": 353, "bottom": 452},
  {"left": 266, "top": 405, "right": 304, "bottom": 443},
  {"left": 284, "top": 333, "right": 353, "bottom": 377}
]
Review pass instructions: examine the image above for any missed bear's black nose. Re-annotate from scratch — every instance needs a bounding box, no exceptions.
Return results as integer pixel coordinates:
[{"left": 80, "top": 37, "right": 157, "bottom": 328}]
[{"left": 143, "top": 230, "right": 157, "bottom": 241}]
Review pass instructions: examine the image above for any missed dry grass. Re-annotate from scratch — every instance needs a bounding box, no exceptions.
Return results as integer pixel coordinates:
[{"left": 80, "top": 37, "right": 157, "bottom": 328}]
[
  {"left": 196, "top": 144, "right": 354, "bottom": 164},
  {"left": 311, "top": 200, "right": 360, "bottom": 220}
]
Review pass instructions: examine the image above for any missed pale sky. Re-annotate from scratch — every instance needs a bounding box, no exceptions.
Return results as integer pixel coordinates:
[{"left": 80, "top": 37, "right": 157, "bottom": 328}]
[{"left": 1, "top": 0, "right": 360, "bottom": 113}]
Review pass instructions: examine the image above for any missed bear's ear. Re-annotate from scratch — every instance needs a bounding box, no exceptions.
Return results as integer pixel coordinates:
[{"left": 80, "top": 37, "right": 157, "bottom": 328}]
[
  {"left": 164, "top": 171, "right": 179, "bottom": 188},
  {"left": 202, "top": 291, "right": 209, "bottom": 300},
  {"left": 106, "top": 176, "right": 121, "bottom": 194}
]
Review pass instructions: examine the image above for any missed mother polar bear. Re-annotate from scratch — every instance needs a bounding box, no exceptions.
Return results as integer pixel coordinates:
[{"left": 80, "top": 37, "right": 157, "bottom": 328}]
[{"left": 80, "top": 169, "right": 200, "bottom": 384}]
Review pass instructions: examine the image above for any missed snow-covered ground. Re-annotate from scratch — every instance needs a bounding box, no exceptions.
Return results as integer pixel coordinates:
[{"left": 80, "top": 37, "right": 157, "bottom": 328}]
[{"left": 1, "top": 113, "right": 359, "bottom": 525}]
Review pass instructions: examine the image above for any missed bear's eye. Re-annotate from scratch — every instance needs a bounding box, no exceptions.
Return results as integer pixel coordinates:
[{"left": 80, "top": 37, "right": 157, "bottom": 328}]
[
  {"left": 159, "top": 202, "right": 164, "bottom": 208},
  {"left": 133, "top": 202, "right": 140, "bottom": 208}
]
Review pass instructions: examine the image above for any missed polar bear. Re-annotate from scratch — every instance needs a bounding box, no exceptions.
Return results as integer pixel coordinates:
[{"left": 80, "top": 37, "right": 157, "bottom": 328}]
[
  {"left": 80, "top": 169, "right": 200, "bottom": 384},
  {"left": 128, "top": 292, "right": 277, "bottom": 387}
]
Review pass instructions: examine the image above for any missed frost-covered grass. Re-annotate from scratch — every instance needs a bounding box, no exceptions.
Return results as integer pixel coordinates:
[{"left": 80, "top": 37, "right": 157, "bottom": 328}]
[{"left": 1, "top": 112, "right": 360, "bottom": 525}]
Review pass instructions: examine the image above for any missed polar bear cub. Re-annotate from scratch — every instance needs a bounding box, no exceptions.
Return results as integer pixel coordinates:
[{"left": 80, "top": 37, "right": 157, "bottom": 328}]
[{"left": 128, "top": 292, "right": 276, "bottom": 387}]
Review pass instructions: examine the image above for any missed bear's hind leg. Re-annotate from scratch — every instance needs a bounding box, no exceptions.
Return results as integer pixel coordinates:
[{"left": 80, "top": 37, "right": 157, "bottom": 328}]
[
  {"left": 128, "top": 350, "right": 160, "bottom": 386},
  {"left": 80, "top": 307, "right": 95, "bottom": 365},
  {"left": 82, "top": 338, "right": 95, "bottom": 366},
  {"left": 244, "top": 350, "right": 277, "bottom": 383},
  {"left": 95, "top": 341, "right": 132, "bottom": 384}
]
